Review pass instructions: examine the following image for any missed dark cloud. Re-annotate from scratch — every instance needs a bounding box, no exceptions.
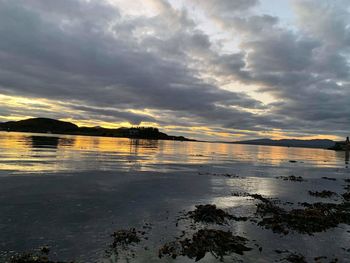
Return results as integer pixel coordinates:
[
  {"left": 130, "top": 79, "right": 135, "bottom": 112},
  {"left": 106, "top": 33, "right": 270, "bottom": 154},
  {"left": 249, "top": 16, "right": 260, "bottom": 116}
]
[
  {"left": 0, "top": 0, "right": 349, "bottom": 139},
  {"left": 67, "top": 105, "right": 156, "bottom": 126},
  {"left": 0, "top": 0, "right": 262, "bottom": 128},
  {"left": 195, "top": 0, "right": 350, "bottom": 138}
]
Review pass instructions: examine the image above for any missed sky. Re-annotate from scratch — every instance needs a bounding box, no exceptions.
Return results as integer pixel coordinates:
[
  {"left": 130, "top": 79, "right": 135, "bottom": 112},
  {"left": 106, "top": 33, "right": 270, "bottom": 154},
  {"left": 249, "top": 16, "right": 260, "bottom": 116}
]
[{"left": 0, "top": 0, "right": 349, "bottom": 141}]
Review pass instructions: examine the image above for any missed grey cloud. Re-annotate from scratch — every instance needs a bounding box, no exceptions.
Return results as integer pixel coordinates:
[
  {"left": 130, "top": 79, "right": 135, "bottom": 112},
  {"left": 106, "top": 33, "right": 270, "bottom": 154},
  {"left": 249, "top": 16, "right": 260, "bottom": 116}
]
[
  {"left": 0, "top": 0, "right": 266, "bottom": 137},
  {"left": 0, "top": 0, "right": 349, "bottom": 139},
  {"left": 293, "top": 0, "right": 350, "bottom": 48},
  {"left": 68, "top": 105, "right": 156, "bottom": 126},
  {"left": 190, "top": 0, "right": 260, "bottom": 30},
  {"left": 190, "top": 0, "right": 259, "bottom": 15},
  {"left": 244, "top": 32, "right": 319, "bottom": 73},
  {"left": 199, "top": 0, "right": 350, "bottom": 137}
]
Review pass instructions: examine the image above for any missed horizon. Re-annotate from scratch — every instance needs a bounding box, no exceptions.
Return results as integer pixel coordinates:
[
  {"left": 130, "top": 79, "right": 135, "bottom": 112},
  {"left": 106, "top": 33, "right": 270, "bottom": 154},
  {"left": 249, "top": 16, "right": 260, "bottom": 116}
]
[
  {"left": 0, "top": 0, "right": 349, "bottom": 141},
  {"left": 1, "top": 116, "right": 347, "bottom": 143}
]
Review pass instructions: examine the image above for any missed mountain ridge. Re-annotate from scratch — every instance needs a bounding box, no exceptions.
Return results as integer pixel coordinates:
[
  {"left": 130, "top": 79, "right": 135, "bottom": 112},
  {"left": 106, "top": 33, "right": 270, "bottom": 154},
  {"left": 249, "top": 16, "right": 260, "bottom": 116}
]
[{"left": 231, "top": 138, "right": 336, "bottom": 149}]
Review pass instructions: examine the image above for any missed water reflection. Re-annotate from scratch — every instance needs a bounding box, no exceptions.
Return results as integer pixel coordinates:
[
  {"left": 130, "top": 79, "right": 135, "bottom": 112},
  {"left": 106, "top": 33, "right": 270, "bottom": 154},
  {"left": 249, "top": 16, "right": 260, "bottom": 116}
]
[
  {"left": 129, "top": 139, "right": 159, "bottom": 153},
  {"left": 29, "top": 135, "right": 59, "bottom": 148},
  {"left": 0, "top": 131, "right": 348, "bottom": 174},
  {"left": 335, "top": 150, "right": 350, "bottom": 168},
  {"left": 1, "top": 132, "right": 350, "bottom": 262},
  {"left": 27, "top": 135, "right": 75, "bottom": 149}
]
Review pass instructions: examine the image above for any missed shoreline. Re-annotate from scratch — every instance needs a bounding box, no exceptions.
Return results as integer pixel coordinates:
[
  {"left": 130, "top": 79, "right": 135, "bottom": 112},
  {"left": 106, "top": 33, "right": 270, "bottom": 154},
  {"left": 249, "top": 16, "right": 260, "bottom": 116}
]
[
  {"left": 0, "top": 130, "right": 340, "bottom": 151},
  {"left": 0, "top": 130, "right": 197, "bottom": 142}
]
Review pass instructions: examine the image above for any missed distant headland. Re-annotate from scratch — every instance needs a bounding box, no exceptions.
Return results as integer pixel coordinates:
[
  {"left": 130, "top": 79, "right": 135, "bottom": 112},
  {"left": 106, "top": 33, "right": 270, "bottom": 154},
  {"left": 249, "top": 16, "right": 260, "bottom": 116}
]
[
  {"left": 230, "top": 138, "right": 350, "bottom": 150},
  {"left": 0, "top": 118, "right": 195, "bottom": 141},
  {"left": 329, "top": 137, "right": 350, "bottom": 151}
]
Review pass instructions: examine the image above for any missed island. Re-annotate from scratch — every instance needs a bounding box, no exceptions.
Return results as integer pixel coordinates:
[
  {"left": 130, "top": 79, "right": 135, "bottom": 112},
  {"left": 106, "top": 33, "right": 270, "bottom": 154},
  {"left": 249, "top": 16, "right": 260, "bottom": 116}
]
[{"left": 0, "top": 118, "right": 194, "bottom": 141}]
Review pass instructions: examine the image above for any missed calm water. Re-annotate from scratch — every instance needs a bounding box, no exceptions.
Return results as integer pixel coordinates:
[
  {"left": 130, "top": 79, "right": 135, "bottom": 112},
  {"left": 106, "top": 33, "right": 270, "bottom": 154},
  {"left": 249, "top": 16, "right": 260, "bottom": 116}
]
[
  {"left": 0, "top": 132, "right": 350, "bottom": 262},
  {"left": 0, "top": 132, "right": 348, "bottom": 174}
]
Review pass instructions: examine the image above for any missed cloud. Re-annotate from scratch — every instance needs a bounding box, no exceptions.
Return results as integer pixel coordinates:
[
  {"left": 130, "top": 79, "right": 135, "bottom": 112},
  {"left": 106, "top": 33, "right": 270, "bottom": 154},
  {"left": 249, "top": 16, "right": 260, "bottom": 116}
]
[
  {"left": 0, "top": 0, "right": 349, "bottom": 139},
  {"left": 195, "top": 0, "right": 350, "bottom": 138},
  {"left": 190, "top": 0, "right": 259, "bottom": 16}
]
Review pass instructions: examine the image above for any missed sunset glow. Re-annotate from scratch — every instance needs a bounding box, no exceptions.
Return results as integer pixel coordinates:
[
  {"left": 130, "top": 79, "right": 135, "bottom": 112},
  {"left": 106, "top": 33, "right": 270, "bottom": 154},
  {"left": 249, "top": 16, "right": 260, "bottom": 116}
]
[{"left": 0, "top": 0, "right": 349, "bottom": 141}]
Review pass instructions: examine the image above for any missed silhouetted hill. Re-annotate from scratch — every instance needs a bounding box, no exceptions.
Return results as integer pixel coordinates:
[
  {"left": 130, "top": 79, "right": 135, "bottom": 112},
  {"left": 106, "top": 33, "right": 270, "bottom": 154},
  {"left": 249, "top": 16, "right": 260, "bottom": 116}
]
[
  {"left": 0, "top": 118, "right": 193, "bottom": 141},
  {"left": 0, "top": 118, "right": 78, "bottom": 133},
  {"left": 232, "top": 138, "right": 335, "bottom": 149}
]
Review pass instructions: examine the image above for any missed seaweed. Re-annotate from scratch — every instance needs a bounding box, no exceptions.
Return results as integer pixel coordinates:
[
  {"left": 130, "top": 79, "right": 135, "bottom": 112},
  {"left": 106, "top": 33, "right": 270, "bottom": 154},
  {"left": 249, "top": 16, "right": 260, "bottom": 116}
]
[
  {"left": 7, "top": 247, "right": 72, "bottom": 263},
  {"left": 186, "top": 204, "right": 247, "bottom": 224},
  {"left": 159, "top": 229, "right": 251, "bottom": 261},
  {"left": 322, "top": 177, "right": 337, "bottom": 181},
  {"left": 250, "top": 194, "right": 271, "bottom": 203},
  {"left": 111, "top": 228, "right": 141, "bottom": 248},
  {"left": 308, "top": 190, "right": 337, "bottom": 198},
  {"left": 213, "top": 173, "right": 241, "bottom": 178},
  {"left": 283, "top": 252, "right": 307, "bottom": 263},
  {"left": 342, "top": 192, "right": 350, "bottom": 201},
  {"left": 232, "top": 192, "right": 250, "bottom": 197},
  {"left": 256, "top": 199, "right": 350, "bottom": 235},
  {"left": 276, "top": 176, "right": 305, "bottom": 182}
]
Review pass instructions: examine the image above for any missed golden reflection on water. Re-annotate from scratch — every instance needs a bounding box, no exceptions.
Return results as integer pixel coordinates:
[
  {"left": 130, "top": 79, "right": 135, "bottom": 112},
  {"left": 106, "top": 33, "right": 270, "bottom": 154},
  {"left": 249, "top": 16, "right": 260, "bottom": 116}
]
[
  {"left": 253, "top": 144, "right": 340, "bottom": 167},
  {"left": 0, "top": 132, "right": 347, "bottom": 173}
]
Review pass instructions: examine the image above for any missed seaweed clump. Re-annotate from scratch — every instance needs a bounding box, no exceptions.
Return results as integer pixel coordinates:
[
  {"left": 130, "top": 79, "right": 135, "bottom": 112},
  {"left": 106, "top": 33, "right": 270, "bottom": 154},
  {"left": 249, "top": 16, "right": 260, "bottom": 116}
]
[
  {"left": 283, "top": 252, "right": 307, "bottom": 263},
  {"left": 159, "top": 229, "right": 251, "bottom": 261},
  {"left": 111, "top": 228, "right": 141, "bottom": 248},
  {"left": 9, "top": 252, "right": 53, "bottom": 263},
  {"left": 276, "top": 176, "right": 305, "bottom": 182},
  {"left": 250, "top": 194, "right": 271, "bottom": 203},
  {"left": 105, "top": 228, "right": 145, "bottom": 260},
  {"left": 232, "top": 192, "right": 250, "bottom": 197},
  {"left": 215, "top": 173, "right": 240, "bottom": 178},
  {"left": 8, "top": 247, "right": 72, "bottom": 263},
  {"left": 308, "top": 190, "right": 337, "bottom": 198},
  {"left": 256, "top": 198, "right": 350, "bottom": 235},
  {"left": 187, "top": 204, "right": 247, "bottom": 224},
  {"left": 322, "top": 177, "right": 337, "bottom": 181},
  {"left": 342, "top": 192, "right": 350, "bottom": 201}
]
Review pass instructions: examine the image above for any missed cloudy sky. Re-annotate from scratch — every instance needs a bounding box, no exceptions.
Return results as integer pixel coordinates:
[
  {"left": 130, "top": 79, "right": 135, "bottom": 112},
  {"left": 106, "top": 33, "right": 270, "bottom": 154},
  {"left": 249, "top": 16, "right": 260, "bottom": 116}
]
[{"left": 0, "top": 0, "right": 349, "bottom": 140}]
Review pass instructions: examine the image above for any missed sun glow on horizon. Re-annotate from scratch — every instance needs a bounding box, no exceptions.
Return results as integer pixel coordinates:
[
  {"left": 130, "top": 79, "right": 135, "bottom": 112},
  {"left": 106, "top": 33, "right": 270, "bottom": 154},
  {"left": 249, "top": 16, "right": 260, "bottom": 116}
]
[
  {"left": 0, "top": 0, "right": 348, "bottom": 141},
  {"left": 0, "top": 93, "right": 343, "bottom": 142}
]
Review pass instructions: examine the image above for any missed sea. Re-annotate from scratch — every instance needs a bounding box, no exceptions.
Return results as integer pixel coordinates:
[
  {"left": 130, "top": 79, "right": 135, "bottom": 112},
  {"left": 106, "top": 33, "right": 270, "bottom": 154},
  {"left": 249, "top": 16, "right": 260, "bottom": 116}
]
[{"left": 0, "top": 132, "right": 349, "bottom": 262}]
